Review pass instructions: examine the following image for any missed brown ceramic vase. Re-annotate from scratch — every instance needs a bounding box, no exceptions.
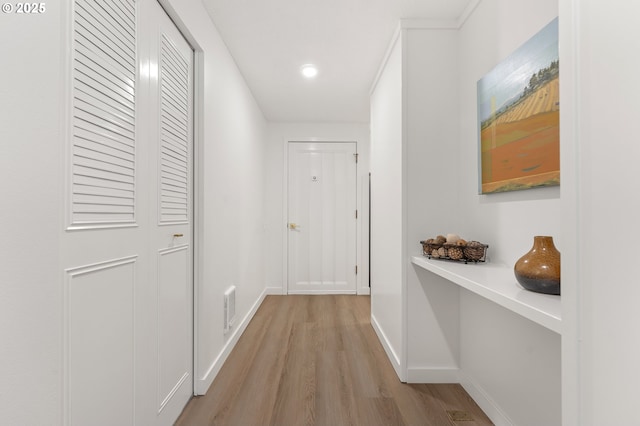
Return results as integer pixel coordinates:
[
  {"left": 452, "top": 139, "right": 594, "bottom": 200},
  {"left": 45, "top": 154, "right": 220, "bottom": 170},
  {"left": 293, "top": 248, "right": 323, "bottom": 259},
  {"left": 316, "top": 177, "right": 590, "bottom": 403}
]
[{"left": 514, "top": 236, "right": 561, "bottom": 295}]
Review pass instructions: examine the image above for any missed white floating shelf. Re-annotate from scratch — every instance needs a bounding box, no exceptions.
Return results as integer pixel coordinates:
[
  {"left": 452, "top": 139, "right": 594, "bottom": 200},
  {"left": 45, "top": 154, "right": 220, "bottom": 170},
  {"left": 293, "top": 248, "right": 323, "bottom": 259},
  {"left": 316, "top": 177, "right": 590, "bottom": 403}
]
[{"left": 411, "top": 255, "right": 562, "bottom": 334}]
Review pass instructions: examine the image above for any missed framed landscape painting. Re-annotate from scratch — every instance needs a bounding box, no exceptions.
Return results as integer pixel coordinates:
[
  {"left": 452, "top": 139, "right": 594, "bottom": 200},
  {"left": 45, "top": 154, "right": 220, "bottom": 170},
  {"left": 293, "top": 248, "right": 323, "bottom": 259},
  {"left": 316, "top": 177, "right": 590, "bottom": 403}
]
[{"left": 477, "top": 17, "right": 559, "bottom": 194}]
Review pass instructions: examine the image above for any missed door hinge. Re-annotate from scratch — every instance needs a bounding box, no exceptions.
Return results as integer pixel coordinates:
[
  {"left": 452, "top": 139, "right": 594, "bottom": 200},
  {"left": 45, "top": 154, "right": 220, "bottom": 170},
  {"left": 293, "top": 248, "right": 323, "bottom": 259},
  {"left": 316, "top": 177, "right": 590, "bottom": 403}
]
[
  {"left": 354, "top": 153, "right": 359, "bottom": 163},
  {"left": 355, "top": 209, "right": 358, "bottom": 219},
  {"left": 355, "top": 265, "right": 358, "bottom": 275}
]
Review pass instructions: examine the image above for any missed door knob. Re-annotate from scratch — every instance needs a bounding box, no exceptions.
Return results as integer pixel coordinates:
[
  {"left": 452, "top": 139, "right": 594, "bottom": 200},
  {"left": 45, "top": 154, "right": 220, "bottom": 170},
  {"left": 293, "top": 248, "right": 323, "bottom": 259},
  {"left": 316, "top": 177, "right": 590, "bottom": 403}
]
[
  {"left": 289, "top": 223, "right": 299, "bottom": 230},
  {"left": 173, "top": 233, "right": 184, "bottom": 238}
]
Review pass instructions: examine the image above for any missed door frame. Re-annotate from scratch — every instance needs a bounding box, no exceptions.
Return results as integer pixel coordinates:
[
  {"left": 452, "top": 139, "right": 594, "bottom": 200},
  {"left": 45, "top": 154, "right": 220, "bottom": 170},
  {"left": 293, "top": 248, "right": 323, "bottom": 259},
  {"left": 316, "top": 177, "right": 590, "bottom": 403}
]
[
  {"left": 190, "top": 50, "right": 204, "bottom": 396},
  {"left": 282, "top": 138, "right": 367, "bottom": 295}
]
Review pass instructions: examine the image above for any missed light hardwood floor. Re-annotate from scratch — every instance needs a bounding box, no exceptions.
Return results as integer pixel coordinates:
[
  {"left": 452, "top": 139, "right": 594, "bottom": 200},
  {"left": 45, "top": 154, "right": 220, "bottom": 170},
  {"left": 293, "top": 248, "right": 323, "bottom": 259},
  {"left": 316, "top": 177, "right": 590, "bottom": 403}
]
[{"left": 176, "top": 295, "right": 493, "bottom": 426}]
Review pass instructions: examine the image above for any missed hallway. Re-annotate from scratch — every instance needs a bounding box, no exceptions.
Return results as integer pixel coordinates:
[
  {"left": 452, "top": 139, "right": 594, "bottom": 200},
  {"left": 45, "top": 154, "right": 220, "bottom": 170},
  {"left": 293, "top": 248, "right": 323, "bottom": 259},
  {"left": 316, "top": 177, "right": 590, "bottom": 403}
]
[{"left": 176, "top": 295, "right": 492, "bottom": 425}]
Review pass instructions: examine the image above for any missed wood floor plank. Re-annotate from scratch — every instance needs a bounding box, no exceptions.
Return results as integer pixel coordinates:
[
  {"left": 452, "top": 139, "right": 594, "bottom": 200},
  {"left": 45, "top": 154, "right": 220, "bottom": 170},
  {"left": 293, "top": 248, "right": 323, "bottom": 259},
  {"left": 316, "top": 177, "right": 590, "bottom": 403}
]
[
  {"left": 175, "top": 295, "right": 494, "bottom": 426},
  {"left": 354, "top": 396, "right": 405, "bottom": 426},
  {"left": 314, "top": 350, "right": 357, "bottom": 426},
  {"left": 176, "top": 298, "right": 274, "bottom": 425},
  {"left": 269, "top": 340, "right": 316, "bottom": 426}
]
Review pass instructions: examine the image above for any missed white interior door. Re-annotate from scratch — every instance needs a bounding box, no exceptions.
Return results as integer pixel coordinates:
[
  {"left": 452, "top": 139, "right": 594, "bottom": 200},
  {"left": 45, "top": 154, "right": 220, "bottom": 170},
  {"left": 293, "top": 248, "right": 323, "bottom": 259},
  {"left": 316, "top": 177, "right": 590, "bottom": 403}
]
[
  {"left": 63, "top": 1, "right": 148, "bottom": 424},
  {"left": 145, "top": 1, "right": 194, "bottom": 424},
  {"left": 62, "top": 1, "right": 193, "bottom": 425},
  {"left": 287, "top": 142, "right": 357, "bottom": 294}
]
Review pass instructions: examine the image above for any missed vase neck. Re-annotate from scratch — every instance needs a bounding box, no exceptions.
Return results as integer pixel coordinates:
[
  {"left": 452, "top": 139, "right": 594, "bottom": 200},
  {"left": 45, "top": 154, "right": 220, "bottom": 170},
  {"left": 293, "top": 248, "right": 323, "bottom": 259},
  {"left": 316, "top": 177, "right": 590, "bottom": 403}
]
[{"left": 533, "top": 236, "right": 557, "bottom": 251}]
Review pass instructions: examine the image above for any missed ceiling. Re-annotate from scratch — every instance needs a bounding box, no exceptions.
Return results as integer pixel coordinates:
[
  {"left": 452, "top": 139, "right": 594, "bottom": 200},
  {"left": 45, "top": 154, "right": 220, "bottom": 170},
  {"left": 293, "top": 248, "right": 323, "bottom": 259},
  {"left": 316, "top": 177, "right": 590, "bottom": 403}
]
[{"left": 202, "top": 0, "right": 476, "bottom": 123}]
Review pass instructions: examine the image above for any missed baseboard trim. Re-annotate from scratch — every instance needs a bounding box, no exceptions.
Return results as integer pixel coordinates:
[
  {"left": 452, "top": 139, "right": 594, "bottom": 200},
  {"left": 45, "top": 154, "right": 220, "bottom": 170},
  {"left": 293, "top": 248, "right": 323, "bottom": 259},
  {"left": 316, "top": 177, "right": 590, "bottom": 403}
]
[
  {"left": 196, "top": 286, "right": 277, "bottom": 395},
  {"left": 287, "top": 290, "right": 357, "bottom": 295},
  {"left": 370, "top": 313, "right": 404, "bottom": 381},
  {"left": 264, "top": 286, "right": 284, "bottom": 295},
  {"left": 266, "top": 284, "right": 286, "bottom": 295},
  {"left": 357, "top": 287, "right": 371, "bottom": 295},
  {"left": 459, "top": 372, "right": 514, "bottom": 426},
  {"left": 405, "top": 367, "right": 459, "bottom": 383}
]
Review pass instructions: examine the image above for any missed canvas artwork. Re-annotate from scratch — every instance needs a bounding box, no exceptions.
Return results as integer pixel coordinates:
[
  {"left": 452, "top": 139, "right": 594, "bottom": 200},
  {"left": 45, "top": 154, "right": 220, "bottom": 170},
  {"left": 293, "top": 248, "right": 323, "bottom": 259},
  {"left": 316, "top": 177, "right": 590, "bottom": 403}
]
[{"left": 477, "top": 17, "right": 559, "bottom": 194}]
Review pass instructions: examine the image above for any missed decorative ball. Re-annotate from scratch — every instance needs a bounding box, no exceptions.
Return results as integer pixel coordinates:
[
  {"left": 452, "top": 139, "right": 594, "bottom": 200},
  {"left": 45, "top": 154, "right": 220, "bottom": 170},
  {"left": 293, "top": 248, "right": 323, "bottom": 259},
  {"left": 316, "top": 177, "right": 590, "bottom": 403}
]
[
  {"left": 463, "top": 241, "right": 486, "bottom": 261},
  {"left": 448, "top": 246, "right": 464, "bottom": 260},
  {"left": 446, "top": 233, "right": 461, "bottom": 243}
]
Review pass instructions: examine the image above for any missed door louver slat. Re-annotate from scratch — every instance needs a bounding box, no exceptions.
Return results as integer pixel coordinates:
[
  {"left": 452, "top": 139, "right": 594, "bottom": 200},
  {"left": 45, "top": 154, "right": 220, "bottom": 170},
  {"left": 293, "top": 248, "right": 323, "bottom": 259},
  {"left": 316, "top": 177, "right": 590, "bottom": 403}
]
[
  {"left": 75, "top": 48, "right": 135, "bottom": 99},
  {"left": 161, "top": 164, "right": 187, "bottom": 178},
  {"left": 74, "top": 175, "right": 133, "bottom": 192},
  {"left": 78, "top": 1, "right": 135, "bottom": 47},
  {"left": 91, "top": 1, "right": 135, "bottom": 37},
  {"left": 74, "top": 31, "right": 134, "bottom": 80},
  {"left": 161, "top": 39, "right": 188, "bottom": 73},
  {"left": 75, "top": 4, "right": 135, "bottom": 60},
  {"left": 161, "top": 112, "right": 188, "bottom": 136},
  {"left": 159, "top": 34, "right": 189, "bottom": 224},
  {"left": 71, "top": 0, "right": 136, "bottom": 226},
  {"left": 74, "top": 51, "right": 135, "bottom": 92},
  {"left": 161, "top": 139, "right": 188, "bottom": 157},
  {"left": 115, "top": 0, "right": 136, "bottom": 16},
  {"left": 161, "top": 157, "right": 187, "bottom": 173},
  {"left": 74, "top": 129, "right": 134, "bottom": 160},
  {"left": 74, "top": 110, "right": 134, "bottom": 142},
  {"left": 161, "top": 120, "right": 187, "bottom": 140},
  {"left": 73, "top": 145, "right": 134, "bottom": 169}
]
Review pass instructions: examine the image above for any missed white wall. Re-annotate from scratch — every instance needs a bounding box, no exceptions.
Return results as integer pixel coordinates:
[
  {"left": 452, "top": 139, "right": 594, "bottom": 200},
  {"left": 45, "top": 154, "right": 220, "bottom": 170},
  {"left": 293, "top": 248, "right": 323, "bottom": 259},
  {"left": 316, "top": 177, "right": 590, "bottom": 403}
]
[
  {"left": 404, "top": 28, "right": 462, "bottom": 382},
  {"left": 0, "top": 4, "right": 63, "bottom": 424},
  {"left": 456, "top": 1, "right": 562, "bottom": 424},
  {"left": 160, "top": 0, "right": 268, "bottom": 394},
  {"left": 570, "top": 1, "right": 640, "bottom": 424},
  {"left": 264, "top": 122, "right": 370, "bottom": 295},
  {"left": 369, "top": 33, "right": 405, "bottom": 377}
]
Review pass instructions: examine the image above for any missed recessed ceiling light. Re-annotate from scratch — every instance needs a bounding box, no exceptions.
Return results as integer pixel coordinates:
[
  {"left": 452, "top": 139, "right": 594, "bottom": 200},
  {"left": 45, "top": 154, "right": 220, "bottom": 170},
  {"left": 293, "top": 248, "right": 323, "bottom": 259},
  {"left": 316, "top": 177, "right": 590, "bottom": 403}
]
[{"left": 301, "top": 64, "right": 318, "bottom": 78}]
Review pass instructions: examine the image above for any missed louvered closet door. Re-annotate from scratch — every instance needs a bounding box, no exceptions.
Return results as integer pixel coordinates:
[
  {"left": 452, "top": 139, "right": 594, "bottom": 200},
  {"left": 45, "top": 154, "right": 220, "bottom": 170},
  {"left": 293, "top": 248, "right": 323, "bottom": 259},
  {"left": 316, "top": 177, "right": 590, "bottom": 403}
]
[
  {"left": 62, "top": 1, "right": 194, "bottom": 425},
  {"left": 63, "top": 1, "right": 149, "bottom": 426},
  {"left": 146, "top": 1, "right": 194, "bottom": 425}
]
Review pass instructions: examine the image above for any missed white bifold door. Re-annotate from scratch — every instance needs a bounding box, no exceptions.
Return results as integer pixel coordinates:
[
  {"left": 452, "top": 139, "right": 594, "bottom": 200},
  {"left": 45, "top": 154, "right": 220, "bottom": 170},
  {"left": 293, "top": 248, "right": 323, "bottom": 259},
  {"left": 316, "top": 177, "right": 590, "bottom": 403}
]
[
  {"left": 287, "top": 142, "right": 358, "bottom": 294},
  {"left": 145, "top": 2, "right": 194, "bottom": 424},
  {"left": 62, "top": 1, "right": 193, "bottom": 425}
]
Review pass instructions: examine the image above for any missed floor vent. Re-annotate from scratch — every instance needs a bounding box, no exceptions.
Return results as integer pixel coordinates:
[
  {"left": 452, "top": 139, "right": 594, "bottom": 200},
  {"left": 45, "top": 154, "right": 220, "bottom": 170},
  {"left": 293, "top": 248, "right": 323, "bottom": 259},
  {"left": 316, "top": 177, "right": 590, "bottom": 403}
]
[{"left": 224, "top": 286, "right": 236, "bottom": 333}]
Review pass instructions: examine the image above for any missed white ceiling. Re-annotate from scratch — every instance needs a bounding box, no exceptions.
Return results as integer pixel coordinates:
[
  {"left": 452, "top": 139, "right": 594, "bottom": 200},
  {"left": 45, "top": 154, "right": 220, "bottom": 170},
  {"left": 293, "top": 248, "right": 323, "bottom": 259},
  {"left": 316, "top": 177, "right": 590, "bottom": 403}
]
[{"left": 202, "top": 0, "right": 476, "bottom": 123}]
